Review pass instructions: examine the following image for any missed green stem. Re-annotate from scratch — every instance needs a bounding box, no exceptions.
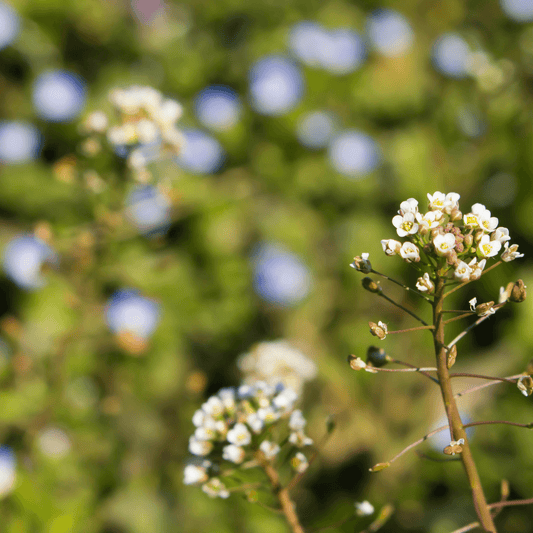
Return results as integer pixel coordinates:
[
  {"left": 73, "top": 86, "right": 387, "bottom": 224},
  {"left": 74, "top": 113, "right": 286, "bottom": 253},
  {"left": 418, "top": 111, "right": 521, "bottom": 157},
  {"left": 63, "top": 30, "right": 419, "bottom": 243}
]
[{"left": 433, "top": 277, "right": 496, "bottom": 532}]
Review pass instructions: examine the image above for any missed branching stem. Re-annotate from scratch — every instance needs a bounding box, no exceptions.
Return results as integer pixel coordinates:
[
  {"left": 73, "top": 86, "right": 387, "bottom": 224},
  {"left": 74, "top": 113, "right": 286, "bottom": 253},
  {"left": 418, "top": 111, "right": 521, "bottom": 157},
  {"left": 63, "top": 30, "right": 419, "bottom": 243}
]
[{"left": 370, "top": 268, "right": 432, "bottom": 302}]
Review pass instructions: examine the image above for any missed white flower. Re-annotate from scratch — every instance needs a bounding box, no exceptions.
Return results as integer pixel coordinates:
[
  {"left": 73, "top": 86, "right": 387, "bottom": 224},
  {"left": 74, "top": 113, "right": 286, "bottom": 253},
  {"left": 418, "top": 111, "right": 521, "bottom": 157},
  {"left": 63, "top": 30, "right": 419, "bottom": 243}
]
[
  {"left": 463, "top": 212, "right": 480, "bottom": 228},
  {"left": 289, "top": 431, "right": 313, "bottom": 447},
  {"left": 203, "top": 396, "right": 225, "bottom": 417},
  {"left": 427, "top": 191, "right": 446, "bottom": 210},
  {"left": 355, "top": 500, "right": 375, "bottom": 517},
  {"left": 226, "top": 423, "right": 252, "bottom": 447},
  {"left": 183, "top": 463, "right": 210, "bottom": 485},
  {"left": 416, "top": 272, "right": 434, "bottom": 292},
  {"left": 478, "top": 210, "right": 498, "bottom": 233},
  {"left": 289, "top": 410, "right": 307, "bottom": 431},
  {"left": 349, "top": 356, "right": 368, "bottom": 370},
  {"left": 83, "top": 111, "right": 108, "bottom": 133},
  {"left": 246, "top": 413, "right": 264, "bottom": 434},
  {"left": 260, "top": 440, "right": 281, "bottom": 459},
  {"left": 222, "top": 444, "right": 246, "bottom": 464},
  {"left": 444, "top": 192, "right": 461, "bottom": 214},
  {"left": 192, "top": 409, "right": 206, "bottom": 427},
  {"left": 398, "top": 198, "right": 418, "bottom": 215},
  {"left": 272, "top": 387, "right": 298, "bottom": 411},
  {"left": 291, "top": 452, "right": 309, "bottom": 473},
  {"left": 471, "top": 203, "right": 488, "bottom": 216},
  {"left": 477, "top": 235, "right": 501, "bottom": 258},
  {"left": 454, "top": 261, "right": 472, "bottom": 282},
  {"left": 491, "top": 227, "right": 510, "bottom": 244},
  {"left": 202, "top": 478, "right": 230, "bottom": 499},
  {"left": 468, "top": 258, "right": 486, "bottom": 280},
  {"left": 381, "top": 239, "right": 402, "bottom": 256},
  {"left": 469, "top": 297, "right": 478, "bottom": 312},
  {"left": 469, "top": 297, "right": 495, "bottom": 317},
  {"left": 501, "top": 242, "right": 524, "bottom": 262},
  {"left": 218, "top": 387, "right": 236, "bottom": 410},
  {"left": 415, "top": 210, "right": 442, "bottom": 233},
  {"left": 194, "top": 418, "right": 217, "bottom": 441},
  {"left": 257, "top": 406, "right": 279, "bottom": 424},
  {"left": 392, "top": 212, "right": 418, "bottom": 237},
  {"left": 189, "top": 436, "right": 214, "bottom": 456},
  {"left": 399, "top": 241, "right": 420, "bottom": 262},
  {"left": 433, "top": 233, "right": 456, "bottom": 256}
]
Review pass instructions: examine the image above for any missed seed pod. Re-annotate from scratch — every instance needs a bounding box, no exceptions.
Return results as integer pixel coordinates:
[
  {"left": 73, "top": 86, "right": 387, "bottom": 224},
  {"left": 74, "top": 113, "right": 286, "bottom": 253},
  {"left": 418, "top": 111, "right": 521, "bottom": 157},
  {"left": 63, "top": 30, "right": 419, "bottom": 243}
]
[
  {"left": 510, "top": 279, "right": 526, "bottom": 303},
  {"left": 362, "top": 277, "right": 382, "bottom": 294},
  {"left": 447, "top": 345, "right": 457, "bottom": 369}
]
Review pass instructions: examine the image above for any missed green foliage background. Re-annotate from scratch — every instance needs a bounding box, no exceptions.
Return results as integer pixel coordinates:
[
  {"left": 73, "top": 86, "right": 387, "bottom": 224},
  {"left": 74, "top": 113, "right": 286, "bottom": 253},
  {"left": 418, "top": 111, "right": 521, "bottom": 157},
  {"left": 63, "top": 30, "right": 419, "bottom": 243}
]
[{"left": 0, "top": 0, "right": 532, "bottom": 531}]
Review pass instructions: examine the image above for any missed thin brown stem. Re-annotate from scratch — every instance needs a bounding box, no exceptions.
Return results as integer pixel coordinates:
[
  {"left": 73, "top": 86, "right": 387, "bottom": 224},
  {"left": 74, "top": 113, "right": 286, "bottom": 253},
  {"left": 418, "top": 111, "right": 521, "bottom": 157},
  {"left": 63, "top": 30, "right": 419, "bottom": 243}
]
[
  {"left": 444, "top": 261, "right": 502, "bottom": 299},
  {"left": 450, "top": 522, "right": 481, "bottom": 533},
  {"left": 444, "top": 312, "right": 475, "bottom": 324},
  {"left": 455, "top": 375, "right": 523, "bottom": 399},
  {"left": 370, "top": 268, "right": 432, "bottom": 302},
  {"left": 367, "top": 366, "right": 438, "bottom": 374},
  {"left": 389, "top": 357, "right": 440, "bottom": 384},
  {"left": 488, "top": 497, "right": 533, "bottom": 510},
  {"left": 387, "top": 324, "right": 435, "bottom": 334},
  {"left": 464, "top": 420, "right": 533, "bottom": 430},
  {"left": 378, "top": 293, "right": 429, "bottom": 326},
  {"left": 433, "top": 277, "right": 496, "bottom": 532},
  {"left": 450, "top": 373, "right": 518, "bottom": 384},
  {"left": 260, "top": 458, "right": 306, "bottom": 533}
]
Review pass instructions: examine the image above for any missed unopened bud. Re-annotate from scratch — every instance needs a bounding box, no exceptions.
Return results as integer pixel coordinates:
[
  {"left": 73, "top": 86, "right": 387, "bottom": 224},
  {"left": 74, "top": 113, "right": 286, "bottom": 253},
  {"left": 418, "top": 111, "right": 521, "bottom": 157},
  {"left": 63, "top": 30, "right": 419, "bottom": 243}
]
[
  {"left": 476, "top": 301, "right": 495, "bottom": 317},
  {"left": 464, "top": 234, "right": 474, "bottom": 247},
  {"left": 362, "top": 277, "right": 382, "bottom": 294},
  {"left": 446, "top": 250, "right": 459, "bottom": 267},
  {"left": 351, "top": 253, "right": 372, "bottom": 273},
  {"left": 348, "top": 354, "right": 378, "bottom": 373},
  {"left": 443, "top": 438, "right": 464, "bottom": 456},
  {"left": 366, "top": 346, "right": 390, "bottom": 367},
  {"left": 447, "top": 345, "right": 457, "bottom": 369},
  {"left": 369, "top": 462, "right": 390, "bottom": 472},
  {"left": 510, "top": 279, "right": 527, "bottom": 303},
  {"left": 517, "top": 375, "right": 533, "bottom": 397},
  {"left": 369, "top": 321, "right": 388, "bottom": 340},
  {"left": 450, "top": 208, "right": 463, "bottom": 222},
  {"left": 474, "top": 230, "right": 484, "bottom": 243}
]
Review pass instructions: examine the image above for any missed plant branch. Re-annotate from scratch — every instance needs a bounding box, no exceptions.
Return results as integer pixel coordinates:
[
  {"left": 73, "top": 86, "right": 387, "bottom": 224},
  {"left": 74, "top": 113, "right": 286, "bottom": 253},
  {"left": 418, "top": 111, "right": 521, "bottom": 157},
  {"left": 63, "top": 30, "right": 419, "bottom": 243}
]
[
  {"left": 454, "top": 375, "right": 524, "bottom": 399},
  {"left": 387, "top": 324, "right": 435, "bottom": 334},
  {"left": 444, "top": 312, "right": 475, "bottom": 324},
  {"left": 370, "top": 268, "right": 432, "bottom": 302},
  {"left": 378, "top": 292, "right": 429, "bottom": 325},
  {"left": 450, "top": 373, "right": 518, "bottom": 384},
  {"left": 443, "top": 261, "right": 502, "bottom": 299},
  {"left": 389, "top": 357, "right": 440, "bottom": 384}
]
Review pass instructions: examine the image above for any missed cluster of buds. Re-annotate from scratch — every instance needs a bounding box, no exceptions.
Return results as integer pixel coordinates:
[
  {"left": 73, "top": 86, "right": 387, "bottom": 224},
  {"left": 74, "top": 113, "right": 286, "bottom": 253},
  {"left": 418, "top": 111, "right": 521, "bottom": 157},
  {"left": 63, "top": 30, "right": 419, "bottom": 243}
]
[
  {"left": 379, "top": 192, "right": 523, "bottom": 290},
  {"left": 80, "top": 85, "right": 185, "bottom": 182},
  {"left": 184, "top": 382, "right": 313, "bottom": 499}
]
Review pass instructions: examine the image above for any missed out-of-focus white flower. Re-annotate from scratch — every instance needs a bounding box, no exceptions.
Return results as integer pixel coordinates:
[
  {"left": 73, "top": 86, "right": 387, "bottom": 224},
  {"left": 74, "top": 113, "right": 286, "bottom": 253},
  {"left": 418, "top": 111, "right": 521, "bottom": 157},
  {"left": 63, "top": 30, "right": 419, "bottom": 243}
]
[
  {"left": 381, "top": 239, "right": 402, "bottom": 256},
  {"left": 454, "top": 261, "right": 472, "bottom": 282},
  {"left": 392, "top": 212, "right": 418, "bottom": 237},
  {"left": 399, "top": 241, "right": 420, "bottom": 262},
  {"left": 355, "top": 500, "right": 375, "bottom": 517},
  {"left": 289, "top": 410, "right": 307, "bottom": 431},
  {"left": 366, "top": 9, "right": 413, "bottom": 57},
  {"left": 328, "top": 131, "right": 381, "bottom": 178},
  {"left": 32, "top": 70, "right": 87, "bottom": 122},
  {"left": 433, "top": 234, "right": 456, "bottom": 256},
  {"left": 289, "top": 431, "right": 313, "bottom": 447},
  {"left": 468, "top": 258, "right": 486, "bottom": 280},
  {"left": 501, "top": 242, "right": 524, "bottom": 262},
  {"left": 36, "top": 427, "right": 71, "bottom": 458},
  {"left": 3, "top": 235, "right": 57, "bottom": 290},
  {"left": 0, "top": 446, "right": 16, "bottom": 498},
  {"left": 226, "top": 423, "right": 252, "bottom": 447},
  {"left": 83, "top": 111, "right": 108, "bottom": 134},
  {"left": 0, "top": 121, "right": 41, "bottom": 164},
  {"left": 259, "top": 440, "right": 280, "bottom": 459},
  {"left": 291, "top": 452, "right": 309, "bottom": 473},
  {"left": 183, "top": 462, "right": 210, "bottom": 485},
  {"left": 202, "top": 478, "right": 230, "bottom": 499},
  {"left": 477, "top": 235, "right": 502, "bottom": 258},
  {"left": 222, "top": 444, "right": 246, "bottom": 464},
  {"left": 105, "top": 289, "right": 160, "bottom": 338},
  {"left": 189, "top": 436, "right": 214, "bottom": 456},
  {"left": 416, "top": 273, "right": 434, "bottom": 293}
]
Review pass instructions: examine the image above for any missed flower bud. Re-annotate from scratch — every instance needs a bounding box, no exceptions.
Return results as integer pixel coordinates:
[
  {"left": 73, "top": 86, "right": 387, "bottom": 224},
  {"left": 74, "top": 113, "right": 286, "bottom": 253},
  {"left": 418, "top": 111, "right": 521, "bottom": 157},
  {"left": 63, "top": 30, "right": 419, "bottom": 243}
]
[
  {"left": 348, "top": 355, "right": 367, "bottom": 371},
  {"left": 474, "top": 230, "right": 484, "bottom": 243},
  {"left": 475, "top": 301, "right": 495, "bottom": 317},
  {"left": 443, "top": 438, "right": 464, "bottom": 456},
  {"left": 447, "top": 345, "right": 457, "bottom": 369},
  {"left": 510, "top": 279, "right": 527, "bottom": 303},
  {"left": 351, "top": 254, "right": 372, "bottom": 273},
  {"left": 362, "top": 277, "right": 382, "bottom": 294},
  {"left": 366, "top": 346, "right": 389, "bottom": 367},
  {"left": 450, "top": 208, "right": 463, "bottom": 222},
  {"left": 369, "top": 462, "right": 390, "bottom": 472},
  {"left": 517, "top": 375, "right": 533, "bottom": 397},
  {"left": 464, "top": 234, "right": 474, "bottom": 247},
  {"left": 369, "top": 321, "right": 387, "bottom": 340},
  {"left": 445, "top": 250, "right": 459, "bottom": 267}
]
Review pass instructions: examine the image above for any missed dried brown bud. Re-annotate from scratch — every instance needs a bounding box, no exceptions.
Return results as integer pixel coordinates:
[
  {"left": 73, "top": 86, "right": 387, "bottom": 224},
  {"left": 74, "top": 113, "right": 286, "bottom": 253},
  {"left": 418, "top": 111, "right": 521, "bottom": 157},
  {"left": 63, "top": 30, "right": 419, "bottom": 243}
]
[
  {"left": 447, "top": 345, "right": 457, "bottom": 369},
  {"left": 443, "top": 443, "right": 464, "bottom": 455},
  {"left": 510, "top": 279, "right": 527, "bottom": 303},
  {"left": 476, "top": 301, "right": 495, "bottom": 317},
  {"left": 517, "top": 375, "right": 533, "bottom": 397},
  {"left": 348, "top": 354, "right": 367, "bottom": 370},
  {"left": 369, "top": 321, "right": 387, "bottom": 340},
  {"left": 366, "top": 346, "right": 390, "bottom": 367},
  {"left": 362, "top": 277, "right": 382, "bottom": 294}
]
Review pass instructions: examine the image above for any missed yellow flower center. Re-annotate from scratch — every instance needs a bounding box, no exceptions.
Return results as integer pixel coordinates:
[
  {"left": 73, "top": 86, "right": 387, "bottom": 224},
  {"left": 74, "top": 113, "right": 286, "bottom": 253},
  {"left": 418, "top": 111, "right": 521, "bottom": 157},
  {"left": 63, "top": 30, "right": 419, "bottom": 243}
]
[{"left": 402, "top": 221, "right": 413, "bottom": 231}]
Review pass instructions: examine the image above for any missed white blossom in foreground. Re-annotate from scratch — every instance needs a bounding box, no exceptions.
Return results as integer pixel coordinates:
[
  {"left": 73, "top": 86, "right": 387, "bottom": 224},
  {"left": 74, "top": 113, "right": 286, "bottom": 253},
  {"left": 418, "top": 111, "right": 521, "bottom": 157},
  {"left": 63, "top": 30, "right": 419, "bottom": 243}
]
[
  {"left": 184, "top": 382, "right": 313, "bottom": 498},
  {"left": 355, "top": 500, "right": 375, "bottom": 516},
  {"left": 478, "top": 235, "right": 501, "bottom": 258},
  {"left": 433, "top": 233, "right": 456, "bottom": 256},
  {"left": 416, "top": 273, "right": 434, "bottom": 293}
]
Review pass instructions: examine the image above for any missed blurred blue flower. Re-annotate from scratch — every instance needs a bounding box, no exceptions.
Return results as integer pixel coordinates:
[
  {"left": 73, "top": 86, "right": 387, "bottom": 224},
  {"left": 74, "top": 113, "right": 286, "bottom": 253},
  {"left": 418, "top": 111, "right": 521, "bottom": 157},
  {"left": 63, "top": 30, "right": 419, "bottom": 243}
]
[
  {"left": 0, "top": 121, "right": 41, "bottom": 164},
  {"left": 249, "top": 56, "right": 304, "bottom": 115},
  {"left": 430, "top": 414, "right": 475, "bottom": 452},
  {"left": 195, "top": 86, "right": 242, "bottom": 131},
  {"left": 2, "top": 235, "right": 57, "bottom": 290},
  {"left": 0, "top": 1, "right": 19, "bottom": 50},
  {"left": 366, "top": 9, "right": 414, "bottom": 57},
  {"left": 432, "top": 33, "right": 471, "bottom": 78},
  {"left": 328, "top": 131, "right": 381, "bottom": 178},
  {"left": 32, "top": 70, "right": 87, "bottom": 122},
  {"left": 125, "top": 185, "right": 171, "bottom": 236},
  {"left": 252, "top": 244, "right": 311, "bottom": 306},
  {"left": 0, "top": 445, "right": 16, "bottom": 498},
  {"left": 176, "top": 129, "right": 225, "bottom": 174},
  {"left": 105, "top": 289, "right": 160, "bottom": 338},
  {"left": 289, "top": 23, "right": 366, "bottom": 74},
  {"left": 296, "top": 111, "right": 336, "bottom": 150},
  {"left": 500, "top": 0, "right": 533, "bottom": 21}
]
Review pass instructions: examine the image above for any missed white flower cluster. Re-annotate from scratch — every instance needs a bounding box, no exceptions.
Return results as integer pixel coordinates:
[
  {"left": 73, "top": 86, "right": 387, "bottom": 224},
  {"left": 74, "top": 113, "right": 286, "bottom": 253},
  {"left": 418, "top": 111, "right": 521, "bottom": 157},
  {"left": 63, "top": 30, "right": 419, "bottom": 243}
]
[
  {"left": 380, "top": 192, "right": 523, "bottom": 290},
  {"left": 184, "top": 382, "right": 313, "bottom": 498},
  {"left": 80, "top": 85, "right": 184, "bottom": 181},
  {"left": 237, "top": 340, "right": 317, "bottom": 396}
]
